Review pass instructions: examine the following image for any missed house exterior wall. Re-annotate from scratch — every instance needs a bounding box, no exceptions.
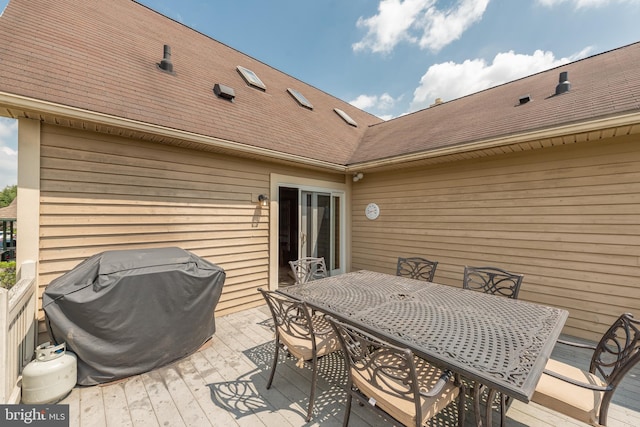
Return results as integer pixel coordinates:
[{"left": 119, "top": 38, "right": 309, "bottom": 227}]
[
  {"left": 351, "top": 134, "right": 640, "bottom": 342},
  {"left": 37, "top": 124, "right": 341, "bottom": 320}
]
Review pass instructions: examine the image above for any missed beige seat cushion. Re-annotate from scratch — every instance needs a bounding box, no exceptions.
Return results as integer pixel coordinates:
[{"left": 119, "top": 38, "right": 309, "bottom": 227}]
[
  {"left": 278, "top": 314, "right": 340, "bottom": 361},
  {"left": 532, "top": 358, "right": 606, "bottom": 426},
  {"left": 352, "top": 356, "right": 459, "bottom": 427}
]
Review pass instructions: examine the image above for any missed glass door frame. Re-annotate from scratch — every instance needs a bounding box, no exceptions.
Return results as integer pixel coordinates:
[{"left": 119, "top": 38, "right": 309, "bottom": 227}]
[
  {"left": 299, "top": 189, "right": 341, "bottom": 275},
  {"left": 269, "top": 173, "right": 349, "bottom": 290}
]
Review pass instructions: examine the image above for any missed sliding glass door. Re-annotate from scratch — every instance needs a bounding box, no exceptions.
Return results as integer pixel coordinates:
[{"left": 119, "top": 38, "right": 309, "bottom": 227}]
[{"left": 300, "top": 190, "right": 342, "bottom": 275}]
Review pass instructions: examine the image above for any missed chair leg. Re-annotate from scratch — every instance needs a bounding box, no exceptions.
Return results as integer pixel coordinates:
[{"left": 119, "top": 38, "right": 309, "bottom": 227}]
[
  {"left": 343, "top": 389, "right": 353, "bottom": 427},
  {"left": 266, "top": 337, "right": 280, "bottom": 389},
  {"left": 485, "top": 388, "right": 497, "bottom": 427},
  {"left": 500, "top": 392, "right": 506, "bottom": 427},
  {"left": 306, "top": 355, "right": 319, "bottom": 422},
  {"left": 473, "top": 382, "right": 507, "bottom": 427}
]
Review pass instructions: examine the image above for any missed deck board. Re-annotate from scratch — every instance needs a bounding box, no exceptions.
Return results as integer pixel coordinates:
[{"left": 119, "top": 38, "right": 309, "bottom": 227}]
[
  {"left": 63, "top": 388, "right": 81, "bottom": 426},
  {"left": 101, "top": 382, "right": 133, "bottom": 427},
  {"left": 200, "top": 336, "right": 295, "bottom": 426},
  {"left": 160, "top": 364, "right": 210, "bottom": 427},
  {"left": 58, "top": 305, "right": 640, "bottom": 426},
  {"left": 174, "top": 357, "right": 241, "bottom": 427},
  {"left": 79, "top": 386, "right": 106, "bottom": 427},
  {"left": 122, "top": 376, "right": 159, "bottom": 427},
  {"left": 140, "top": 370, "right": 186, "bottom": 427}
]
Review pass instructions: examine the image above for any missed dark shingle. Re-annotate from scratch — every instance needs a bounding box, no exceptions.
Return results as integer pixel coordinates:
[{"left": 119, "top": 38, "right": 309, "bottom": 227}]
[
  {"left": 0, "top": 0, "right": 638, "bottom": 168},
  {"left": 350, "top": 43, "right": 640, "bottom": 164},
  {"left": 0, "top": 0, "right": 382, "bottom": 165}
]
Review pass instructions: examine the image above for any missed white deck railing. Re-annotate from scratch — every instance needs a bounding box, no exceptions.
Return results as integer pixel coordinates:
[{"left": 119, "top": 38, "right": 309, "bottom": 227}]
[{"left": 0, "top": 261, "right": 37, "bottom": 404}]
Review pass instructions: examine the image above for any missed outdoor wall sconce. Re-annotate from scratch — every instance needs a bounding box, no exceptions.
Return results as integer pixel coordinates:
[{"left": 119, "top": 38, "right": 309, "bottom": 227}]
[
  {"left": 352, "top": 172, "right": 364, "bottom": 182},
  {"left": 258, "top": 194, "right": 269, "bottom": 207}
]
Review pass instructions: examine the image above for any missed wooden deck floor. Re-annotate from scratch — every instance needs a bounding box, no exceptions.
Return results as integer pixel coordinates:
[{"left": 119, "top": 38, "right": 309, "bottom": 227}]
[{"left": 59, "top": 305, "right": 640, "bottom": 426}]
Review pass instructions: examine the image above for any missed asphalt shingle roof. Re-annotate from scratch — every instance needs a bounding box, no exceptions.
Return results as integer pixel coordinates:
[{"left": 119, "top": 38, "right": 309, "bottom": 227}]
[
  {"left": 0, "top": 0, "right": 638, "bottom": 168},
  {"left": 350, "top": 43, "right": 640, "bottom": 164},
  {"left": 0, "top": 0, "right": 382, "bottom": 165}
]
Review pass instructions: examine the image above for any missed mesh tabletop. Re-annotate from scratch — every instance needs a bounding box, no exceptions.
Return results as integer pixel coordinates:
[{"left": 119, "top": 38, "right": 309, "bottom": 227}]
[{"left": 278, "top": 270, "right": 568, "bottom": 402}]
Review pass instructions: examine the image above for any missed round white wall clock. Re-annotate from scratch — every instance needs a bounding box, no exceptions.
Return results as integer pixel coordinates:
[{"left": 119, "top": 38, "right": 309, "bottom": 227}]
[{"left": 365, "top": 203, "right": 380, "bottom": 220}]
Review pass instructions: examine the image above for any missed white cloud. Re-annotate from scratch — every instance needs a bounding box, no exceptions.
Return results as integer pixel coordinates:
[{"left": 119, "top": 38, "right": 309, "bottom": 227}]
[
  {"left": 353, "top": 0, "right": 489, "bottom": 54},
  {"left": 537, "top": 0, "right": 637, "bottom": 8},
  {"left": 349, "top": 93, "right": 400, "bottom": 120},
  {"left": 350, "top": 93, "right": 397, "bottom": 110},
  {"left": 0, "top": 117, "right": 18, "bottom": 188},
  {"left": 409, "top": 47, "right": 592, "bottom": 112},
  {"left": 378, "top": 93, "right": 397, "bottom": 110},
  {"left": 350, "top": 94, "right": 379, "bottom": 110},
  {"left": 353, "top": 0, "right": 431, "bottom": 54},
  {"left": 417, "top": 0, "right": 489, "bottom": 51},
  {"left": 376, "top": 114, "right": 395, "bottom": 121}
]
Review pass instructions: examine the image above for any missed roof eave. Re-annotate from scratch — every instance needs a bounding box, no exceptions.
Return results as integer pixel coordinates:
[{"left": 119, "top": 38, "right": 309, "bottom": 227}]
[
  {"left": 346, "top": 110, "right": 640, "bottom": 173},
  {"left": 0, "top": 91, "right": 347, "bottom": 173},
  {"left": 3, "top": 92, "right": 639, "bottom": 176}
]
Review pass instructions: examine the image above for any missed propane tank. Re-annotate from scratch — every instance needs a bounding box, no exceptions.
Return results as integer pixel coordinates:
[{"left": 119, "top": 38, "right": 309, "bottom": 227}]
[{"left": 21, "top": 342, "right": 77, "bottom": 404}]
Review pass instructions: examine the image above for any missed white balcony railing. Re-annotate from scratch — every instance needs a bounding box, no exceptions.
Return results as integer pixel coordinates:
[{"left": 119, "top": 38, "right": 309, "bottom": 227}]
[{"left": 0, "top": 260, "right": 37, "bottom": 404}]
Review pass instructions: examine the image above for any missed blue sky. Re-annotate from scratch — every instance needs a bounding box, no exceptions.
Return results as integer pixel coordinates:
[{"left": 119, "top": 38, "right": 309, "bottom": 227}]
[{"left": 1, "top": 0, "right": 639, "bottom": 188}]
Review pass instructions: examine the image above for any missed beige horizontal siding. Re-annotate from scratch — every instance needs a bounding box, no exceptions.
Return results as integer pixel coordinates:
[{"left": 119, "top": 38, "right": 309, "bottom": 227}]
[
  {"left": 37, "top": 124, "right": 338, "bottom": 319},
  {"left": 351, "top": 134, "right": 640, "bottom": 342}
]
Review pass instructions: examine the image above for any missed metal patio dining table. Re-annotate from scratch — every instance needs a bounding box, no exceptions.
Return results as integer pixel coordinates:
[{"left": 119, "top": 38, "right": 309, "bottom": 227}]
[{"left": 278, "top": 270, "right": 569, "bottom": 426}]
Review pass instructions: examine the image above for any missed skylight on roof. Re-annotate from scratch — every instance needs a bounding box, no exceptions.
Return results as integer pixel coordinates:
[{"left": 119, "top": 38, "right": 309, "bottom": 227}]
[
  {"left": 287, "top": 88, "right": 313, "bottom": 109},
  {"left": 237, "top": 65, "right": 266, "bottom": 90},
  {"left": 334, "top": 108, "right": 357, "bottom": 127}
]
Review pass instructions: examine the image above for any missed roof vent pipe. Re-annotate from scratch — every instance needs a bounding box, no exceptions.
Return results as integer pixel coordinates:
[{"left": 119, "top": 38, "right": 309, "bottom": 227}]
[
  {"left": 159, "top": 44, "right": 173, "bottom": 73},
  {"left": 555, "top": 71, "right": 570, "bottom": 95}
]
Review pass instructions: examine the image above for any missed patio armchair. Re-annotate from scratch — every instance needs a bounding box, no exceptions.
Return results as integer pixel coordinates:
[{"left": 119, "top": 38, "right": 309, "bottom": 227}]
[
  {"left": 327, "top": 316, "right": 465, "bottom": 427},
  {"left": 533, "top": 312, "right": 640, "bottom": 427},
  {"left": 289, "top": 257, "right": 328, "bottom": 284},
  {"left": 396, "top": 257, "right": 438, "bottom": 282},
  {"left": 258, "top": 288, "right": 340, "bottom": 421},
  {"left": 462, "top": 265, "right": 524, "bottom": 299}
]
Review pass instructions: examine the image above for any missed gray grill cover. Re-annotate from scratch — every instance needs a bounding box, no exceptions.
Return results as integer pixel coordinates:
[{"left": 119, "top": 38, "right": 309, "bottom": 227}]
[{"left": 43, "top": 247, "right": 225, "bottom": 385}]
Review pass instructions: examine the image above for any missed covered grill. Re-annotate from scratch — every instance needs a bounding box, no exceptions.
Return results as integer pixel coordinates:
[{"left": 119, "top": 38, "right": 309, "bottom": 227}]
[{"left": 43, "top": 247, "right": 225, "bottom": 385}]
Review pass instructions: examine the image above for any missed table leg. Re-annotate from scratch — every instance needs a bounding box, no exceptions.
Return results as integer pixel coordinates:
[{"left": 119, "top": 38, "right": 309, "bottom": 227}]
[
  {"left": 485, "top": 388, "right": 497, "bottom": 426},
  {"left": 473, "top": 383, "right": 508, "bottom": 427},
  {"left": 473, "top": 384, "right": 485, "bottom": 427}
]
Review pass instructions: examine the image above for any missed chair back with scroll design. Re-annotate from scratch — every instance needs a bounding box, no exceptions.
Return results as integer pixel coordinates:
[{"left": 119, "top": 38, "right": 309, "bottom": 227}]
[
  {"left": 289, "top": 257, "right": 328, "bottom": 284},
  {"left": 533, "top": 313, "right": 640, "bottom": 426},
  {"left": 589, "top": 313, "right": 640, "bottom": 421},
  {"left": 327, "top": 316, "right": 464, "bottom": 427},
  {"left": 396, "top": 257, "right": 438, "bottom": 282},
  {"left": 258, "top": 288, "right": 339, "bottom": 421},
  {"left": 462, "top": 266, "right": 524, "bottom": 299}
]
